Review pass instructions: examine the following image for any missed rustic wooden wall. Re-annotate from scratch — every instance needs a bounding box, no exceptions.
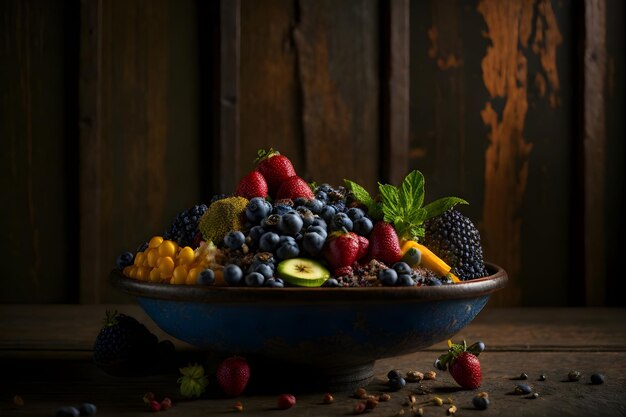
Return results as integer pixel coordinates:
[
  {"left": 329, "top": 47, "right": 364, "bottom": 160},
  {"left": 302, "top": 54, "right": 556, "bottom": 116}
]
[{"left": 0, "top": 0, "right": 623, "bottom": 306}]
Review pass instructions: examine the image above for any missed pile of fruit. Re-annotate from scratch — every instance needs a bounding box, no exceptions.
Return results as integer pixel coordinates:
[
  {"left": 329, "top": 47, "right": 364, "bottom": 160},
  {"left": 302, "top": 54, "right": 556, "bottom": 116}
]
[{"left": 117, "top": 148, "right": 488, "bottom": 287}]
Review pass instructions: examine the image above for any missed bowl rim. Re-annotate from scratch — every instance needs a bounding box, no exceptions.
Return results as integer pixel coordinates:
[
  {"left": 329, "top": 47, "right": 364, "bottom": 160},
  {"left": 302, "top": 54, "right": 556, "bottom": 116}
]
[{"left": 110, "top": 262, "right": 507, "bottom": 304}]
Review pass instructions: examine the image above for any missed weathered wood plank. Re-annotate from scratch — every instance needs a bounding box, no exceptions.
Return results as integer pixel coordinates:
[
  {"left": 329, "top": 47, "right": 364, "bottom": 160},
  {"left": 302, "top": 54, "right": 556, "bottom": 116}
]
[
  {"left": 380, "top": 0, "right": 409, "bottom": 185},
  {"left": 0, "top": 0, "right": 73, "bottom": 303},
  {"left": 2, "top": 306, "right": 624, "bottom": 414},
  {"left": 213, "top": 0, "right": 240, "bottom": 194},
  {"left": 582, "top": 0, "right": 607, "bottom": 306},
  {"left": 294, "top": 0, "right": 380, "bottom": 191},
  {"left": 79, "top": 0, "right": 201, "bottom": 303}
]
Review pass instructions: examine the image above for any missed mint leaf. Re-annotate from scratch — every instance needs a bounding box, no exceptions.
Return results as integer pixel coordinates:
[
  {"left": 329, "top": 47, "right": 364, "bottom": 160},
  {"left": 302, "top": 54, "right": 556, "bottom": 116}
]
[
  {"left": 379, "top": 183, "right": 401, "bottom": 224},
  {"left": 422, "top": 197, "right": 468, "bottom": 220},
  {"left": 400, "top": 170, "right": 425, "bottom": 210},
  {"left": 344, "top": 179, "right": 374, "bottom": 207},
  {"left": 344, "top": 179, "right": 384, "bottom": 220}
]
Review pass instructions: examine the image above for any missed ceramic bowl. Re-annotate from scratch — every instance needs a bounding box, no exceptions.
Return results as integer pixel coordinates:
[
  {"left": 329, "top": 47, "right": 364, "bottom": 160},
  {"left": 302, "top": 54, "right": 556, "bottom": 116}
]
[{"left": 111, "top": 263, "right": 507, "bottom": 390}]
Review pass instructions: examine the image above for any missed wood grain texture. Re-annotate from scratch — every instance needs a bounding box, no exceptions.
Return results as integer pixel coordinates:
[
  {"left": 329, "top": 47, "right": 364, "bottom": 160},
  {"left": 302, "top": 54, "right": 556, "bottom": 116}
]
[
  {"left": 2, "top": 306, "right": 625, "bottom": 416},
  {"left": 380, "top": 0, "right": 409, "bottom": 185},
  {"left": 79, "top": 0, "right": 201, "bottom": 303},
  {"left": 582, "top": 0, "right": 607, "bottom": 306},
  {"left": 239, "top": 0, "right": 302, "bottom": 176},
  {"left": 294, "top": 0, "right": 380, "bottom": 191},
  {"left": 0, "top": 0, "right": 72, "bottom": 303}
]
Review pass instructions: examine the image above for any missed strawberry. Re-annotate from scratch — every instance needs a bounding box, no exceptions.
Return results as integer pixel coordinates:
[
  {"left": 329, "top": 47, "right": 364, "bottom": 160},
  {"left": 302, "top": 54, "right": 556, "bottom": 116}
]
[
  {"left": 368, "top": 221, "right": 402, "bottom": 265},
  {"left": 323, "top": 230, "right": 368, "bottom": 272},
  {"left": 216, "top": 356, "right": 250, "bottom": 397},
  {"left": 255, "top": 148, "right": 297, "bottom": 196},
  {"left": 275, "top": 175, "right": 314, "bottom": 200},
  {"left": 436, "top": 340, "right": 483, "bottom": 389},
  {"left": 235, "top": 170, "right": 268, "bottom": 199}
]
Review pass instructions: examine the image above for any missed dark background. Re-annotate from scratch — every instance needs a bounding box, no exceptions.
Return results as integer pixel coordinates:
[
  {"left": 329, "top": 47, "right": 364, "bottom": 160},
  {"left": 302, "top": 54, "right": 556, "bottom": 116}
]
[{"left": 0, "top": 0, "right": 623, "bottom": 306}]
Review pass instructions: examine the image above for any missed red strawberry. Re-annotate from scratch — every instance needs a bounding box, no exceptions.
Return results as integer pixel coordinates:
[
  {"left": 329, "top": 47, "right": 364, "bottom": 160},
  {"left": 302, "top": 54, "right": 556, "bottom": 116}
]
[
  {"left": 216, "top": 356, "right": 250, "bottom": 397},
  {"left": 368, "top": 221, "right": 402, "bottom": 265},
  {"left": 235, "top": 170, "right": 268, "bottom": 199},
  {"left": 275, "top": 175, "right": 314, "bottom": 200},
  {"left": 449, "top": 352, "right": 482, "bottom": 389},
  {"left": 436, "top": 340, "right": 483, "bottom": 389},
  {"left": 255, "top": 148, "right": 297, "bottom": 196},
  {"left": 277, "top": 394, "right": 296, "bottom": 409},
  {"left": 323, "top": 230, "right": 368, "bottom": 272}
]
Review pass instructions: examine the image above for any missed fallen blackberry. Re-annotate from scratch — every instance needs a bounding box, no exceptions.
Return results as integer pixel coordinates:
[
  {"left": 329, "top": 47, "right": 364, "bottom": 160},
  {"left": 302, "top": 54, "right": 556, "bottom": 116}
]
[
  {"left": 163, "top": 204, "right": 208, "bottom": 248},
  {"left": 423, "top": 209, "right": 488, "bottom": 280}
]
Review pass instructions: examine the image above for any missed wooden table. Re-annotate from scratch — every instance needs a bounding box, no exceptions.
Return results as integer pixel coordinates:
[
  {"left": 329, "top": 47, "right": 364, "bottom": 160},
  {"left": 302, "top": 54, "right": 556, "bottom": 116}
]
[{"left": 1, "top": 305, "right": 625, "bottom": 416}]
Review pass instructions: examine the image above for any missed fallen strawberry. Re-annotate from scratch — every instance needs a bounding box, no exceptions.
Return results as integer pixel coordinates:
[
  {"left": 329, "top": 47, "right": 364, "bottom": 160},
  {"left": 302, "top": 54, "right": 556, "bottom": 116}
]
[
  {"left": 216, "top": 356, "right": 250, "bottom": 397},
  {"left": 436, "top": 340, "right": 483, "bottom": 389},
  {"left": 277, "top": 394, "right": 296, "bottom": 410}
]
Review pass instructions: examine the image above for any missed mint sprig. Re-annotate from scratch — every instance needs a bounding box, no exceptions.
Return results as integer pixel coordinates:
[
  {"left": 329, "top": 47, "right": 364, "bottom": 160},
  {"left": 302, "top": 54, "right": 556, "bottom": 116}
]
[
  {"left": 379, "top": 170, "right": 467, "bottom": 241},
  {"left": 345, "top": 170, "right": 467, "bottom": 241}
]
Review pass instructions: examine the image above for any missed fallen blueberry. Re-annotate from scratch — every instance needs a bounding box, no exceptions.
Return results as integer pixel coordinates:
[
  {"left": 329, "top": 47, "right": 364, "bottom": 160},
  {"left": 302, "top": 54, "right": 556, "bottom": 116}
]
[{"left": 590, "top": 373, "right": 605, "bottom": 384}]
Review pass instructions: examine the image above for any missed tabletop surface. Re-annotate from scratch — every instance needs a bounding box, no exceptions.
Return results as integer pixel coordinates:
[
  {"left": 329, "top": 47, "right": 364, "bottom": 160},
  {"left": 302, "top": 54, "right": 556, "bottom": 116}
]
[{"left": 1, "top": 305, "right": 625, "bottom": 417}]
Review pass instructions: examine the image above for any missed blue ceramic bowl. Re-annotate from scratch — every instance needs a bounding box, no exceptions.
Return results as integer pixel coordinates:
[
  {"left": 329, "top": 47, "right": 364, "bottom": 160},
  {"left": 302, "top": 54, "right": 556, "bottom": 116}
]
[{"left": 111, "top": 263, "right": 506, "bottom": 390}]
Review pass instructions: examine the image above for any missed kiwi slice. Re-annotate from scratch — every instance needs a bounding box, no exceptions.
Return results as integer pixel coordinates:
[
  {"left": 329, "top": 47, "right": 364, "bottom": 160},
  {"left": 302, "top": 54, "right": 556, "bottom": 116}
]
[{"left": 276, "top": 258, "right": 330, "bottom": 287}]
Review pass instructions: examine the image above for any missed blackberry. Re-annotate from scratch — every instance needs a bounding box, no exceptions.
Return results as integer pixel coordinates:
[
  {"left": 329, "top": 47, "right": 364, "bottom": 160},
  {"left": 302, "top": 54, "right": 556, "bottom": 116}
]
[
  {"left": 423, "top": 209, "right": 488, "bottom": 280},
  {"left": 163, "top": 204, "right": 208, "bottom": 248},
  {"left": 93, "top": 311, "right": 157, "bottom": 365}
]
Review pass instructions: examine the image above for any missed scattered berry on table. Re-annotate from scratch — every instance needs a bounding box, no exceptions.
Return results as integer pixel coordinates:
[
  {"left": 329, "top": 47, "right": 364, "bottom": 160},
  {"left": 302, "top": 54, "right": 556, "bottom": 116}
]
[
  {"left": 159, "top": 398, "right": 172, "bottom": 410},
  {"left": 387, "top": 369, "right": 402, "bottom": 380},
  {"left": 568, "top": 370, "right": 582, "bottom": 381},
  {"left": 472, "top": 395, "right": 490, "bottom": 410},
  {"left": 78, "top": 403, "right": 97, "bottom": 416},
  {"left": 56, "top": 406, "right": 80, "bottom": 417},
  {"left": 539, "top": 373, "right": 547, "bottom": 381},
  {"left": 388, "top": 376, "right": 406, "bottom": 391},
  {"left": 148, "top": 400, "right": 161, "bottom": 412},
  {"left": 234, "top": 401, "right": 244, "bottom": 412},
  {"left": 322, "top": 393, "right": 334, "bottom": 404},
  {"left": 590, "top": 373, "right": 605, "bottom": 384},
  {"left": 519, "top": 372, "right": 528, "bottom": 380},
  {"left": 514, "top": 384, "right": 532, "bottom": 394},
  {"left": 216, "top": 356, "right": 250, "bottom": 397},
  {"left": 277, "top": 394, "right": 296, "bottom": 410}
]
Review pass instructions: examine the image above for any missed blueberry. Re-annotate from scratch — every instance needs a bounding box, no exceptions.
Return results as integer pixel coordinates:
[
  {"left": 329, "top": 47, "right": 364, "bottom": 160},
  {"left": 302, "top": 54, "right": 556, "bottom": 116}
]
[
  {"left": 306, "top": 199, "right": 324, "bottom": 214},
  {"left": 273, "top": 204, "right": 295, "bottom": 216},
  {"left": 378, "top": 269, "right": 398, "bottom": 286},
  {"left": 116, "top": 251, "right": 134, "bottom": 270},
  {"left": 387, "top": 369, "right": 402, "bottom": 380},
  {"left": 388, "top": 377, "right": 406, "bottom": 391},
  {"left": 590, "top": 373, "right": 605, "bottom": 384},
  {"left": 307, "top": 225, "right": 328, "bottom": 240},
  {"left": 322, "top": 278, "right": 341, "bottom": 287},
  {"left": 293, "top": 197, "right": 308, "bottom": 207},
  {"left": 249, "top": 225, "right": 266, "bottom": 242},
  {"left": 245, "top": 272, "right": 265, "bottom": 287},
  {"left": 197, "top": 269, "right": 215, "bottom": 285},
  {"left": 276, "top": 238, "right": 300, "bottom": 259},
  {"left": 514, "top": 383, "right": 532, "bottom": 394},
  {"left": 401, "top": 247, "right": 422, "bottom": 266},
  {"left": 392, "top": 262, "right": 412, "bottom": 275},
  {"left": 78, "top": 403, "right": 97, "bottom": 416},
  {"left": 296, "top": 207, "right": 315, "bottom": 228},
  {"left": 468, "top": 341, "right": 486, "bottom": 354},
  {"left": 137, "top": 241, "right": 149, "bottom": 252},
  {"left": 303, "top": 232, "right": 326, "bottom": 256},
  {"left": 259, "top": 232, "right": 280, "bottom": 252},
  {"left": 224, "top": 230, "right": 246, "bottom": 249},
  {"left": 428, "top": 277, "right": 442, "bottom": 286},
  {"left": 346, "top": 207, "right": 365, "bottom": 221},
  {"left": 280, "top": 212, "right": 304, "bottom": 235},
  {"left": 434, "top": 358, "right": 447, "bottom": 371},
  {"left": 331, "top": 212, "right": 353, "bottom": 231},
  {"left": 56, "top": 407, "right": 80, "bottom": 417},
  {"left": 320, "top": 205, "right": 337, "bottom": 223},
  {"left": 265, "top": 277, "right": 284, "bottom": 288},
  {"left": 311, "top": 217, "right": 327, "bottom": 229},
  {"left": 472, "top": 396, "right": 490, "bottom": 410},
  {"left": 223, "top": 264, "right": 244, "bottom": 286},
  {"left": 246, "top": 197, "right": 272, "bottom": 224},
  {"left": 352, "top": 217, "right": 373, "bottom": 236},
  {"left": 252, "top": 264, "right": 274, "bottom": 279},
  {"left": 397, "top": 274, "right": 415, "bottom": 286},
  {"left": 315, "top": 190, "right": 328, "bottom": 202}
]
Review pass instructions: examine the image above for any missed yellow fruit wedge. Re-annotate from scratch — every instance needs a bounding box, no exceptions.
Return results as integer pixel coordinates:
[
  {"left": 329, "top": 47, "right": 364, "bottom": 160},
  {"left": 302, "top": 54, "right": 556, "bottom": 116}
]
[{"left": 400, "top": 240, "right": 460, "bottom": 283}]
